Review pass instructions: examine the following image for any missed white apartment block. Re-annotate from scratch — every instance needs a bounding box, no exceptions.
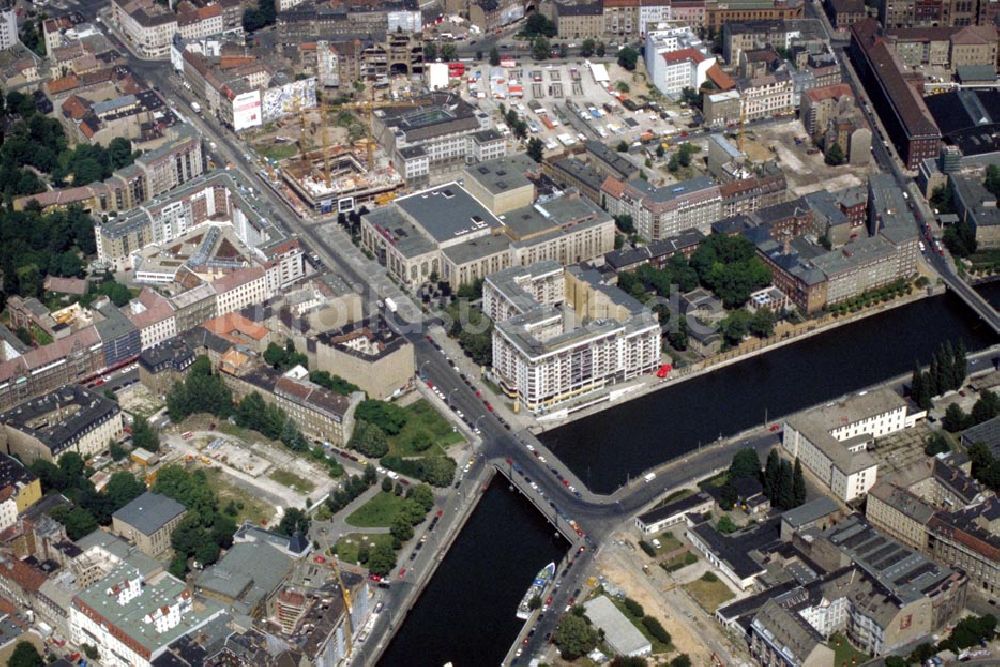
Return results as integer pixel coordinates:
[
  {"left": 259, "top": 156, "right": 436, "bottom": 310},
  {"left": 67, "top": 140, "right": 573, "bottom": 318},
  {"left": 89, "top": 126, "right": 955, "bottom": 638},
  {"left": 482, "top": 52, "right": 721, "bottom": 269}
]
[
  {"left": 491, "top": 265, "right": 660, "bottom": 414},
  {"left": 213, "top": 267, "right": 269, "bottom": 316},
  {"left": 739, "top": 73, "right": 796, "bottom": 121},
  {"left": 112, "top": 0, "right": 178, "bottom": 60},
  {"left": 483, "top": 261, "right": 565, "bottom": 324},
  {"left": 0, "top": 8, "right": 18, "bottom": 51},
  {"left": 782, "top": 388, "right": 918, "bottom": 501},
  {"left": 177, "top": 6, "right": 223, "bottom": 41},
  {"left": 0, "top": 496, "right": 17, "bottom": 533},
  {"left": 601, "top": 175, "right": 722, "bottom": 241}
]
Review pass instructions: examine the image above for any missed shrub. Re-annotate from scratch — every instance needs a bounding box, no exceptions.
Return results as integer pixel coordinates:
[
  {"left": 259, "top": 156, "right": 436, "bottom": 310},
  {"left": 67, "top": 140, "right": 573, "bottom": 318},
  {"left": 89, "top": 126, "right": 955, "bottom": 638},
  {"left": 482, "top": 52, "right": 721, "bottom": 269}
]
[
  {"left": 701, "top": 571, "right": 719, "bottom": 583},
  {"left": 638, "top": 540, "right": 657, "bottom": 557},
  {"left": 623, "top": 597, "right": 645, "bottom": 618},
  {"left": 642, "top": 616, "right": 671, "bottom": 645}
]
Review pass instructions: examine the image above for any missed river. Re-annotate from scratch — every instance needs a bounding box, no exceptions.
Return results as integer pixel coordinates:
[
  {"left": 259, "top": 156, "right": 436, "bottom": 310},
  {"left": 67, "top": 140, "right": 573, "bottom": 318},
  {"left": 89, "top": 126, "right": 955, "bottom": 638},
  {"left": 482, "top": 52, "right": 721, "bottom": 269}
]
[
  {"left": 378, "top": 478, "right": 569, "bottom": 667},
  {"left": 540, "top": 292, "right": 998, "bottom": 493}
]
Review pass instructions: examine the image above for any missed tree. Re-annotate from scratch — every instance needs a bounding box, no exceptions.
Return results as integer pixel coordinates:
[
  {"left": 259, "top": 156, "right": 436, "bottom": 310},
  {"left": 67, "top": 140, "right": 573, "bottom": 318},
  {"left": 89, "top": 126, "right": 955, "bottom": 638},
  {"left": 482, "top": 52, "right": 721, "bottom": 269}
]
[
  {"left": 763, "top": 449, "right": 781, "bottom": 500},
  {"left": 532, "top": 36, "right": 551, "bottom": 61},
  {"left": 528, "top": 594, "right": 542, "bottom": 611},
  {"left": 623, "top": 597, "right": 644, "bottom": 618},
  {"left": 104, "top": 472, "right": 146, "bottom": 514},
  {"left": 717, "top": 514, "right": 737, "bottom": 534},
  {"left": 581, "top": 38, "right": 596, "bottom": 56},
  {"left": 559, "top": 42, "right": 568, "bottom": 58},
  {"left": 670, "top": 656, "right": 692, "bottom": 667},
  {"left": 729, "top": 448, "right": 761, "bottom": 480},
  {"left": 924, "top": 432, "right": 950, "bottom": 456},
  {"left": 824, "top": 142, "right": 845, "bottom": 166},
  {"left": 937, "top": 614, "right": 997, "bottom": 653},
  {"left": 50, "top": 505, "right": 98, "bottom": 540},
  {"left": 489, "top": 47, "right": 500, "bottom": 66},
  {"left": 987, "top": 164, "right": 1000, "bottom": 199},
  {"left": 355, "top": 400, "right": 408, "bottom": 435},
  {"left": 277, "top": 508, "right": 311, "bottom": 537},
  {"left": 8, "top": 641, "right": 44, "bottom": 667},
  {"left": 553, "top": 613, "right": 599, "bottom": 660},
  {"left": 368, "top": 541, "right": 397, "bottom": 575},
  {"left": 972, "top": 389, "right": 1000, "bottom": 425},
  {"left": 523, "top": 12, "right": 556, "bottom": 37},
  {"left": 382, "top": 476, "right": 393, "bottom": 492},
  {"left": 942, "top": 402, "right": 969, "bottom": 432},
  {"left": 132, "top": 415, "right": 160, "bottom": 452},
  {"left": 617, "top": 47, "right": 640, "bottom": 70},
  {"left": 778, "top": 459, "right": 795, "bottom": 510},
  {"left": 792, "top": 458, "right": 806, "bottom": 507},
  {"left": 526, "top": 137, "right": 544, "bottom": 162},
  {"left": 642, "top": 616, "right": 671, "bottom": 644},
  {"left": 883, "top": 657, "right": 907, "bottom": 667},
  {"left": 423, "top": 43, "right": 437, "bottom": 61},
  {"left": 596, "top": 41, "right": 605, "bottom": 56},
  {"left": 441, "top": 44, "right": 458, "bottom": 62},
  {"left": 615, "top": 140, "right": 629, "bottom": 153},
  {"left": 944, "top": 218, "right": 977, "bottom": 258},
  {"left": 911, "top": 364, "right": 931, "bottom": 410},
  {"left": 748, "top": 309, "right": 776, "bottom": 338},
  {"left": 352, "top": 422, "right": 389, "bottom": 458},
  {"left": 390, "top": 515, "right": 414, "bottom": 542},
  {"left": 614, "top": 214, "right": 635, "bottom": 235}
]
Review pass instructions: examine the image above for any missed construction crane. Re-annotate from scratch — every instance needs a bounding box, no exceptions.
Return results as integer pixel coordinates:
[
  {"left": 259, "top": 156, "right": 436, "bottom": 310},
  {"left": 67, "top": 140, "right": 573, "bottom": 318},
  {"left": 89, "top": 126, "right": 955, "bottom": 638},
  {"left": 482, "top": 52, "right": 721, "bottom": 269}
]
[{"left": 329, "top": 555, "right": 354, "bottom": 658}]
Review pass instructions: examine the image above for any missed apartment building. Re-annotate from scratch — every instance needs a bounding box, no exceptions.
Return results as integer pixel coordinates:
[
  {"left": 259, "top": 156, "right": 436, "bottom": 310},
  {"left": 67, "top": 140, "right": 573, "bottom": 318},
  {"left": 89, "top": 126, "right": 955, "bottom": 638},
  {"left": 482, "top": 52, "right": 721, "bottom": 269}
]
[
  {"left": 602, "top": 175, "right": 722, "bottom": 241},
  {"left": 112, "top": 0, "right": 179, "bottom": 59},
  {"left": 555, "top": 3, "right": 603, "bottom": 39},
  {"left": 176, "top": 3, "right": 223, "bottom": 41},
  {"left": 887, "top": 25, "right": 997, "bottom": 72},
  {"left": 877, "top": 0, "right": 981, "bottom": 28},
  {"left": 866, "top": 481, "right": 935, "bottom": 550},
  {"left": 483, "top": 260, "right": 565, "bottom": 324},
  {"left": 782, "top": 389, "right": 915, "bottom": 501},
  {"left": 645, "top": 28, "right": 718, "bottom": 96},
  {"left": 722, "top": 18, "right": 798, "bottom": 65},
  {"left": 0, "top": 7, "right": 17, "bottom": 51},
  {"left": 71, "top": 565, "right": 223, "bottom": 667},
  {"left": 0, "top": 454, "right": 41, "bottom": 528},
  {"left": 491, "top": 264, "right": 660, "bottom": 414},
  {"left": 705, "top": 0, "right": 805, "bottom": 34},
  {"left": 739, "top": 71, "right": 797, "bottom": 121},
  {"left": 0, "top": 385, "right": 123, "bottom": 463}
]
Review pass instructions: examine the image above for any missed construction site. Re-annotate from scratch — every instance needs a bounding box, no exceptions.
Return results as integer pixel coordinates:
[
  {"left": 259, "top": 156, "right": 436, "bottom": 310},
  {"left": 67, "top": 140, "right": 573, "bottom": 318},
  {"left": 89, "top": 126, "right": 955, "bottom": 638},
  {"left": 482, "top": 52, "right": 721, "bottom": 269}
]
[{"left": 253, "top": 92, "right": 421, "bottom": 217}]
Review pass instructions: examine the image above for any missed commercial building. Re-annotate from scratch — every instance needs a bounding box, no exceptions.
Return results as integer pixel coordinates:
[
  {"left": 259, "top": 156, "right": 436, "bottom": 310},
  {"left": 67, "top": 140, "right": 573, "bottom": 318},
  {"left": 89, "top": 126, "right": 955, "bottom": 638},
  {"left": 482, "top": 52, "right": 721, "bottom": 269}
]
[
  {"left": 950, "top": 169, "right": 1000, "bottom": 249},
  {"left": 849, "top": 19, "right": 941, "bottom": 170},
  {"left": 111, "top": 0, "right": 178, "bottom": 59},
  {"left": 462, "top": 154, "right": 537, "bottom": 215},
  {"left": 583, "top": 596, "right": 652, "bottom": 657},
  {"left": 308, "top": 318, "right": 414, "bottom": 401},
  {"left": 877, "top": 0, "right": 982, "bottom": 29},
  {"left": 782, "top": 388, "right": 917, "bottom": 501},
  {"left": 194, "top": 541, "right": 294, "bottom": 617},
  {"left": 111, "top": 492, "right": 188, "bottom": 559},
  {"left": 490, "top": 264, "right": 660, "bottom": 414},
  {"left": 0, "top": 385, "right": 123, "bottom": 463},
  {"left": 687, "top": 517, "right": 778, "bottom": 590},
  {"left": 70, "top": 565, "right": 224, "bottom": 667},
  {"left": 602, "top": 175, "right": 722, "bottom": 241},
  {"left": 704, "top": 90, "right": 743, "bottom": 128},
  {"left": 361, "top": 181, "right": 614, "bottom": 290},
  {"left": 705, "top": 0, "right": 804, "bottom": 34},
  {"left": 371, "top": 92, "right": 493, "bottom": 186},
  {"left": 634, "top": 491, "right": 714, "bottom": 534},
  {"left": 887, "top": 25, "right": 998, "bottom": 73}
]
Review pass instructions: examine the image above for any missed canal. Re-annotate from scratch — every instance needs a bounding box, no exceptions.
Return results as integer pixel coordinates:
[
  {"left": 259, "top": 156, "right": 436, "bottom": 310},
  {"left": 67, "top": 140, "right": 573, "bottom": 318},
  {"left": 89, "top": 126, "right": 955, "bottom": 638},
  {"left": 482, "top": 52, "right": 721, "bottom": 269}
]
[
  {"left": 978, "top": 281, "right": 1000, "bottom": 309},
  {"left": 378, "top": 478, "right": 569, "bottom": 667},
  {"left": 541, "top": 292, "right": 998, "bottom": 494}
]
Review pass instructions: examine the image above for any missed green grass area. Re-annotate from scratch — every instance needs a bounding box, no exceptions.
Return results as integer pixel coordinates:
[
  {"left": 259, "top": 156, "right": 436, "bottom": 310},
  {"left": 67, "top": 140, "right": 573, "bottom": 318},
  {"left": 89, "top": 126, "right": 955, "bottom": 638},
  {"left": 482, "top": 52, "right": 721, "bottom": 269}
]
[
  {"left": 663, "top": 488, "right": 693, "bottom": 503},
  {"left": 333, "top": 533, "right": 395, "bottom": 565},
  {"left": 254, "top": 142, "right": 299, "bottom": 161},
  {"left": 269, "top": 469, "right": 315, "bottom": 494},
  {"left": 386, "top": 399, "right": 463, "bottom": 458},
  {"left": 655, "top": 531, "right": 683, "bottom": 553},
  {"left": 30, "top": 324, "right": 53, "bottom": 346},
  {"left": 698, "top": 471, "right": 730, "bottom": 490},
  {"left": 661, "top": 551, "right": 698, "bottom": 572},
  {"left": 610, "top": 598, "right": 672, "bottom": 655},
  {"left": 201, "top": 468, "right": 275, "bottom": 527},
  {"left": 346, "top": 491, "right": 409, "bottom": 527},
  {"left": 683, "top": 578, "right": 734, "bottom": 612},
  {"left": 830, "top": 632, "right": 868, "bottom": 666}
]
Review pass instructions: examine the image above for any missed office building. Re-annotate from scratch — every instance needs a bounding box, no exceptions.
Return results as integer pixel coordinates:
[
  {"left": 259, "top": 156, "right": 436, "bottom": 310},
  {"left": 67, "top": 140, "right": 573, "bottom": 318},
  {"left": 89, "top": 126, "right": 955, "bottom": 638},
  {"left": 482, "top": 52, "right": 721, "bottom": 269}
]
[
  {"left": 308, "top": 317, "right": 414, "bottom": 401},
  {"left": 782, "top": 389, "right": 917, "bottom": 501},
  {"left": 602, "top": 175, "right": 722, "bottom": 241}
]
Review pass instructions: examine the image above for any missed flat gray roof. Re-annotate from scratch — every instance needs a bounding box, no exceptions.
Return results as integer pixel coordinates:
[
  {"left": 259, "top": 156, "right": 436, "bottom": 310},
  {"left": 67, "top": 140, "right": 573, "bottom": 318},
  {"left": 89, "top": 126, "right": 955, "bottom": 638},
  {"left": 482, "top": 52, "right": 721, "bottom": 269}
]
[
  {"left": 395, "top": 183, "right": 503, "bottom": 244},
  {"left": 780, "top": 496, "right": 839, "bottom": 528},
  {"left": 464, "top": 154, "right": 535, "bottom": 195},
  {"left": 584, "top": 596, "right": 651, "bottom": 657},
  {"left": 195, "top": 541, "right": 293, "bottom": 614},
  {"left": 112, "top": 491, "right": 187, "bottom": 536}
]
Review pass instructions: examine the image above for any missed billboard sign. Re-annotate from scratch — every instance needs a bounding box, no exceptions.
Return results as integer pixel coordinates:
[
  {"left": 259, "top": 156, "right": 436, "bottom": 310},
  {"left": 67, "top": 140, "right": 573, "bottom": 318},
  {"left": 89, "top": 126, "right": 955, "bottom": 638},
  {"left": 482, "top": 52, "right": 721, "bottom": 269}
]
[{"left": 232, "top": 90, "right": 262, "bottom": 131}]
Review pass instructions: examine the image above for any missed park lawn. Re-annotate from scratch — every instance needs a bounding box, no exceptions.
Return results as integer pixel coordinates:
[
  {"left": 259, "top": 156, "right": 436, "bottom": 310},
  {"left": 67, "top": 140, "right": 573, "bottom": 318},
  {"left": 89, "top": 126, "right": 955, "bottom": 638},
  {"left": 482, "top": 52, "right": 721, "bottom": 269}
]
[
  {"left": 661, "top": 552, "right": 698, "bottom": 572},
  {"left": 269, "top": 469, "right": 315, "bottom": 494},
  {"left": 663, "top": 488, "right": 693, "bottom": 503},
  {"left": 255, "top": 142, "right": 299, "bottom": 161},
  {"left": 610, "top": 598, "right": 672, "bottom": 655},
  {"left": 684, "top": 578, "right": 734, "bottom": 612},
  {"left": 201, "top": 468, "right": 275, "bottom": 527},
  {"left": 698, "top": 471, "right": 730, "bottom": 490},
  {"left": 334, "top": 533, "right": 395, "bottom": 565},
  {"left": 387, "top": 399, "right": 463, "bottom": 458},
  {"left": 346, "top": 491, "right": 409, "bottom": 527},
  {"left": 830, "top": 632, "right": 868, "bottom": 666}
]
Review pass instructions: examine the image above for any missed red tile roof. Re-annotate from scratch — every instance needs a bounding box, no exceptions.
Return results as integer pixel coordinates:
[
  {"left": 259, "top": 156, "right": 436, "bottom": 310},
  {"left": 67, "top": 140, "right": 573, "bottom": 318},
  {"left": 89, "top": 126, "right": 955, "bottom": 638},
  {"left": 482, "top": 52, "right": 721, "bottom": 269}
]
[
  {"left": 803, "top": 83, "right": 854, "bottom": 102},
  {"left": 706, "top": 64, "right": 735, "bottom": 91},
  {"left": 662, "top": 48, "right": 706, "bottom": 65}
]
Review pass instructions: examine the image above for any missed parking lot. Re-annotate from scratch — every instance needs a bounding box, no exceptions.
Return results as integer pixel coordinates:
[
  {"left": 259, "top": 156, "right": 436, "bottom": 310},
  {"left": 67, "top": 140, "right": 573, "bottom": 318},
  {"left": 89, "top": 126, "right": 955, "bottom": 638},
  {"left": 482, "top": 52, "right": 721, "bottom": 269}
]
[{"left": 467, "top": 61, "right": 699, "bottom": 159}]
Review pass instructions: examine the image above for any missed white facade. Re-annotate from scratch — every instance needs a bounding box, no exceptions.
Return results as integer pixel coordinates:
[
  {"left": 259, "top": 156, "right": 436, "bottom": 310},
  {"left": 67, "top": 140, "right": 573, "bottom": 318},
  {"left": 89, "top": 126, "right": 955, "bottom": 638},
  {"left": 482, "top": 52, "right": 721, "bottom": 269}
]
[
  {"left": 740, "top": 75, "right": 796, "bottom": 121},
  {"left": 0, "top": 8, "right": 18, "bottom": 51},
  {"left": 214, "top": 269, "right": 269, "bottom": 316},
  {"left": 387, "top": 9, "right": 421, "bottom": 33},
  {"left": 0, "top": 496, "right": 17, "bottom": 533},
  {"left": 111, "top": 0, "right": 177, "bottom": 60},
  {"left": 645, "top": 27, "right": 715, "bottom": 96}
]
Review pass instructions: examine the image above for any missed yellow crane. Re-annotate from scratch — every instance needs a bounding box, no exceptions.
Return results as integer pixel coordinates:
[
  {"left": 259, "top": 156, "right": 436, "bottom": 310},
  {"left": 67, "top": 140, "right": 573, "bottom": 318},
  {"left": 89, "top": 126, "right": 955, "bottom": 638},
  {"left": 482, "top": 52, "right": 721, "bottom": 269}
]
[{"left": 329, "top": 555, "right": 354, "bottom": 658}]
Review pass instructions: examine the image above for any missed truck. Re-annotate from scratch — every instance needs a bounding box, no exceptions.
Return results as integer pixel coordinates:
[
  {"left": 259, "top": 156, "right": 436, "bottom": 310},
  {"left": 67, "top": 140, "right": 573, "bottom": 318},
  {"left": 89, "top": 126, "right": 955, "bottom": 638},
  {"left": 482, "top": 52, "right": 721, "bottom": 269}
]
[
  {"left": 190, "top": 101, "right": 202, "bottom": 114},
  {"left": 384, "top": 297, "right": 398, "bottom": 313}
]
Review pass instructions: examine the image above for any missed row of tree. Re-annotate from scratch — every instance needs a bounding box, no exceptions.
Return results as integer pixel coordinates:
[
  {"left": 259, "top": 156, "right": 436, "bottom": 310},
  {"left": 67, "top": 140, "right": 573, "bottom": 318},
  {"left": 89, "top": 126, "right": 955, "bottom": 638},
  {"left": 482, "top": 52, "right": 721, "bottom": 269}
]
[
  {"left": 263, "top": 340, "right": 309, "bottom": 371},
  {"left": 763, "top": 449, "right": 807, "bottom": 511},
  {"left": 910, "top": 340, "right": 968, "bottom": 410},
  {"left": 942, "top": 389, "right": 1000, "bottom": 433}
]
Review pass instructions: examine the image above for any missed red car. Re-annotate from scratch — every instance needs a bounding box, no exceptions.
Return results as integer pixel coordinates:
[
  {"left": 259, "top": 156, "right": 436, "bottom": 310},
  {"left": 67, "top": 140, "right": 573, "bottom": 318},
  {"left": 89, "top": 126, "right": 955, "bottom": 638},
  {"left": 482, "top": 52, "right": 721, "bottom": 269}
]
[
  {"left": 398, "top": 568, "right": 407, "bottom": 579},
  {"left": 769, "top": 423, "right": 780, "bottom": 432},
  {"left": 436, "top": 509, "right": 444, "bottom": 518},
  {"left": 486, "top": 402, "right": 494, "bottom": 412},
  {"left": 562, "top": 479, "right": 570, "bottom": 487},
  {"left": 369, "top": 573, "right": 383, "bottom": 583}
]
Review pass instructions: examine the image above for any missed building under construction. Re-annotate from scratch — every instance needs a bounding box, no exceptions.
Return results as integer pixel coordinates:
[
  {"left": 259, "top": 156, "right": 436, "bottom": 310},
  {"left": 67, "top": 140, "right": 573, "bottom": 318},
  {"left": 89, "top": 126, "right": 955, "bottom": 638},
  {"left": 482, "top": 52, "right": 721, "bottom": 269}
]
[{"left": 280, "top": 144, "right": 404, "bottom": 215}]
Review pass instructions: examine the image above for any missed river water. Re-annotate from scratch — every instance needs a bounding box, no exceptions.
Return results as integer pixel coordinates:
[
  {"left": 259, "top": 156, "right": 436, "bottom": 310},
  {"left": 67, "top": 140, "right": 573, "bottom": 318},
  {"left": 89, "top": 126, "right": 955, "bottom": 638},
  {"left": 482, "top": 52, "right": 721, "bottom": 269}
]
[
  {"left": 378, "top": 478, "right": 569, "bottom": 667},
  {"left": 540, "top": 292, "right": 998, "bottom": 493}
]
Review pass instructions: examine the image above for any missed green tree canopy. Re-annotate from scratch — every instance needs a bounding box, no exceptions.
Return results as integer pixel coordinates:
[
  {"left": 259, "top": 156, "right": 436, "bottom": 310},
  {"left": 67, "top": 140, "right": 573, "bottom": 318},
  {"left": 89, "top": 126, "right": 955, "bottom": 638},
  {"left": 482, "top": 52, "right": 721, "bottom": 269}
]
[
  {"left": 554, "top": 613, "right": 599, "bottom": 660},
  {"left": 8, "top": 641, "right": 44, "bottom": 667}
]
